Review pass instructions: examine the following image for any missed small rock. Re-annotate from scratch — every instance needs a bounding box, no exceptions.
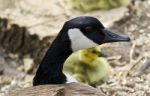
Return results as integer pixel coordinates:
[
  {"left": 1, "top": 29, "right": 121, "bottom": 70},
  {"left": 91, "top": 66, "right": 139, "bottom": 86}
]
[
  {"left": 125, "top": 82, "right": 135, "bottom": 88},
  {"left": 23, "top": 58, "right": 34, "bottom": 73},
  {"left": 0, "top": 76, "right": 11, "bottom": 85},
  {"left": 17, "top": 65, "right": 24, "bottom": 72},
  {"left": 0, "top": 69, "right": 4, "bottom": 75}
]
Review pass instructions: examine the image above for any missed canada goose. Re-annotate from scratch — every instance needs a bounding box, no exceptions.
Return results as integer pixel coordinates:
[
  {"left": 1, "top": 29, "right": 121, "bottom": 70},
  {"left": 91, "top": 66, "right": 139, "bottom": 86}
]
[
  {"left": 8, "top": 16, "right": 130, "bottom": 96},
  {"left": 63, "top": 47, "right": 111, "bottom": 86}
]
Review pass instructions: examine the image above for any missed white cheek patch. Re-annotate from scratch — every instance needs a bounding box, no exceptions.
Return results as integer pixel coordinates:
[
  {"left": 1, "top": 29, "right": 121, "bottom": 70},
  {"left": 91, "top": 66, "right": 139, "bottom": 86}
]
[{"left": 68, "top": 28, "right": 98, "bottom": 51}]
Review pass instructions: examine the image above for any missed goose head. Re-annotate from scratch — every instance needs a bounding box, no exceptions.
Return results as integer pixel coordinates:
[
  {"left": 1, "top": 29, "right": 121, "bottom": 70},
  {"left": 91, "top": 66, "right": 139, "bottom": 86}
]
[{"left": 61, "top": 16, "right": 130, "bottom": 52}]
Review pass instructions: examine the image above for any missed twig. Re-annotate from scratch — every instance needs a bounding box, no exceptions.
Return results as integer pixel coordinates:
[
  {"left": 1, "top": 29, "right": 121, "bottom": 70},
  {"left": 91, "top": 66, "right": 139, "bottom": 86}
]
[
  {"left": 122, "top": 41, "right": 136, "bottom": 78},
  {"left": 129, "top": 55, "right": 144, "bottom": 71},
  {"left": 123, "top": 41, "right": 144, "bottom": 78},
  {"left": 129, "top": 41, "right": 136, "bottom": 65},
  {"left": 107, "top": 55, "right": 122, "bottom": 61}
]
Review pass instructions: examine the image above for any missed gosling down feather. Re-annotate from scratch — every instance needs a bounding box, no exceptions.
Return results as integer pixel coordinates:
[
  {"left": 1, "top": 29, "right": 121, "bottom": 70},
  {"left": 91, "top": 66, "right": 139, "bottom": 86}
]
[{"left": 64, "top": 47, "right": 111, "bottom": 86}]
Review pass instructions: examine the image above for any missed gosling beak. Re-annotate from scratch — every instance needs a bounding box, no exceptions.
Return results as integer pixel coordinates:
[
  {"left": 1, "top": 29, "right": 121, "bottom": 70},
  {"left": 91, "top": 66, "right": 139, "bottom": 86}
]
[
  {"left": 102, "top": 29, "right": 130, "bottom": 43},
  {"left": 98, "top": 51, "right": 107, "bottom": 57}
]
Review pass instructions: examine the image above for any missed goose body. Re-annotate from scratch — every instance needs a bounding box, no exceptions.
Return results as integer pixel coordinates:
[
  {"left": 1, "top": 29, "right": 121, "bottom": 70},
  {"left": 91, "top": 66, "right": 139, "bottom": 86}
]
[
  {"left": 9, "top": 16, "right": 130, "bottom": 96},
  {"left": 64, "top": 47, "right": 111, "bottom": 86},
  {"left": 8, "top": 82, "right": 105, "bottom": 96}
]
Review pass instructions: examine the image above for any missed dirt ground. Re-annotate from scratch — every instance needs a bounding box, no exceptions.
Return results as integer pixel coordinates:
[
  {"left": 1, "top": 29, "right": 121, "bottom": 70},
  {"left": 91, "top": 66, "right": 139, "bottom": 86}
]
[{"left": 0, "top": 0, "right": 150, "bottom": 96}]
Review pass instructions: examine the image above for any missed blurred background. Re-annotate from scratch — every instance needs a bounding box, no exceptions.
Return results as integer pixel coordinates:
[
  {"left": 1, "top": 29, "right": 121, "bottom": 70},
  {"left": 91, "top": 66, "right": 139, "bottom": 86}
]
[{"left": 0, "top": 0, "right": 150, "bottom": 96}]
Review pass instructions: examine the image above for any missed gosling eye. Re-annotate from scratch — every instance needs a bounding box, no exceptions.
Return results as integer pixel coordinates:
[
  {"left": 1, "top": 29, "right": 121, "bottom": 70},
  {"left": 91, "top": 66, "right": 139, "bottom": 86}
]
[{"left": 91, "top": 50, "right": 97, "bottom": 54}]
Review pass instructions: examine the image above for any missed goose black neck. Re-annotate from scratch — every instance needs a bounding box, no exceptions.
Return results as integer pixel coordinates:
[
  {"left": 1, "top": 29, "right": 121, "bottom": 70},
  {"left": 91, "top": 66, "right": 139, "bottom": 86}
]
[{"left": 33, "top": 32, "right": 72, "bottom": 86}]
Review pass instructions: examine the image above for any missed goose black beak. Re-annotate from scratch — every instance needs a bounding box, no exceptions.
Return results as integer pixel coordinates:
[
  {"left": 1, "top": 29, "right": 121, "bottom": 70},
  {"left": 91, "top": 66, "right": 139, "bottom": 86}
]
[{"left": 102, "top": 29, "right": 130, "bottom": 43}]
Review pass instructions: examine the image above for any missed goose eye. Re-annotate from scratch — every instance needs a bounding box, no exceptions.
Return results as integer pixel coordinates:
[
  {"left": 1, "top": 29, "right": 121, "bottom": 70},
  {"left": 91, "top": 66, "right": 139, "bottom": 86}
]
[{"left": 85, "top": 26, "right": 93, "bottom": 31}]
